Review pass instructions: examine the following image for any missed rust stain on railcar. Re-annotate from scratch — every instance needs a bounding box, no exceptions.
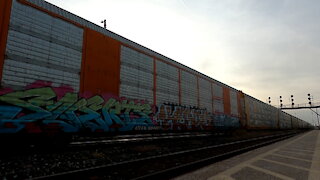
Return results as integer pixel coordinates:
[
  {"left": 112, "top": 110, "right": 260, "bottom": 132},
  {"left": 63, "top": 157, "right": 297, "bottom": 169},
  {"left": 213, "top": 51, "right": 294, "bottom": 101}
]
[{"left": 0, "top": 0, "right": 13, "bottom": 85}]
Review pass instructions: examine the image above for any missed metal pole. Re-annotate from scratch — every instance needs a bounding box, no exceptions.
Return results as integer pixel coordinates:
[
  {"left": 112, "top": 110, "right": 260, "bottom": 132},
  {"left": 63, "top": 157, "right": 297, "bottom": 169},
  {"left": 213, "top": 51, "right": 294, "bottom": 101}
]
[
  {"left": 310, "top": 108, "right": 320, "bottom": 128},
  {"left": 316, "top": 108, "right": 320, "bottom": 127},
  {"left": 311, "top": 110, "right": 316, "bottom": 126}
]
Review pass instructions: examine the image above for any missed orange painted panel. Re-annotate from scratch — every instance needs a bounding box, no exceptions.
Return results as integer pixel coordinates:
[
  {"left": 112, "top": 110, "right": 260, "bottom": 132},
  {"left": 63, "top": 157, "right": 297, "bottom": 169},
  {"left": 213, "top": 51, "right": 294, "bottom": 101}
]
[
  {"left": 0, "top": 0, "right": 12, "bottom": 84},
  {"left": 81, "top": 28, "right": 121, "bottom": 96},
  {"left": 223, "top": 87, "right": 231, "bottom": 115}
]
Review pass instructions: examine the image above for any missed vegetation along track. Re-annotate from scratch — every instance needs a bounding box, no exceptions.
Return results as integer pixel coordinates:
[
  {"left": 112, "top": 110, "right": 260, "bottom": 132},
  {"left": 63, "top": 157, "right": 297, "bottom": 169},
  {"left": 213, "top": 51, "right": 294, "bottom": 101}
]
[{"left": 33, "top": 131, "right": 305, "bottom": 180}]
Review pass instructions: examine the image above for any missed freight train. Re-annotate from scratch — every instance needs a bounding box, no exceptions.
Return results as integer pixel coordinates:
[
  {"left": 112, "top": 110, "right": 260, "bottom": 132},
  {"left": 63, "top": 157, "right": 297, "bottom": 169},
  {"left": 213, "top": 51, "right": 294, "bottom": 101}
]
[{"left": 0, "top": 0, "right": 312, "bottom": 143}]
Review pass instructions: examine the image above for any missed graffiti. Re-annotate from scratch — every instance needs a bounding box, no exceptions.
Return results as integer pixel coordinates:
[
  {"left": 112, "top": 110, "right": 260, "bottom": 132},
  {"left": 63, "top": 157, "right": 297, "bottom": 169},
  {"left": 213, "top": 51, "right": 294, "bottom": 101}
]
[
  {"left": 154, "top": 103, "right": 213, "bottom": 130},
  {"left": 154, "top": 103, "right": 239, "bottom": 130},
  {"left": 213, "top": 114, "right": 240, "bottom": 129},
  {"left": 0, "top": 81, "right": 154, "bottom": 133},
  {"left": 0, "top": 81, "right": 239, "bottom": 133}
]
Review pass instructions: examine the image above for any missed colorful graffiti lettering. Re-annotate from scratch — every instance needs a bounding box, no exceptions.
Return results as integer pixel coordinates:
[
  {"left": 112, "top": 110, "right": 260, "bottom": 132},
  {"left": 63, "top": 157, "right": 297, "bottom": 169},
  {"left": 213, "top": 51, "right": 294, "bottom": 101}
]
[
  {"left": 0, "top": 81, "right": 239, "bottom": 133},
  {"left": 0, "top": 81, "right": 154, "bottom": 133}
]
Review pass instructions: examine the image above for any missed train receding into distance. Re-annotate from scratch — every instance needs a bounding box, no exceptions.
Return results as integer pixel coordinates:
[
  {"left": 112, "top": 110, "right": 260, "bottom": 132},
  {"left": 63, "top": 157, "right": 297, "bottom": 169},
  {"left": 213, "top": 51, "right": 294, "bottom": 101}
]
[{"left": 0, "top": 0, "right": 312, "bottom": 143}]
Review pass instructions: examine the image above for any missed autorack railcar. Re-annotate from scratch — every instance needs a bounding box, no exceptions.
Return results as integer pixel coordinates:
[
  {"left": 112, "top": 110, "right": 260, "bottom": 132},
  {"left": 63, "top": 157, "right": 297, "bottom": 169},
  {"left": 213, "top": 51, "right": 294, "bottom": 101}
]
[{"left": 0, "top": 0, "right": 312, "bottom": 143}]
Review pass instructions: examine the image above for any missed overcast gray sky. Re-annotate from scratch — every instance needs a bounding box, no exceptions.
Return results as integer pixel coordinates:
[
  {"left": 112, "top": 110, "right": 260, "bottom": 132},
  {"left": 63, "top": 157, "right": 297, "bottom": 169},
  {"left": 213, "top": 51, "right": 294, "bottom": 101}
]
[{"left": 46, "top": 0, "right": 320, "bottom": 125}]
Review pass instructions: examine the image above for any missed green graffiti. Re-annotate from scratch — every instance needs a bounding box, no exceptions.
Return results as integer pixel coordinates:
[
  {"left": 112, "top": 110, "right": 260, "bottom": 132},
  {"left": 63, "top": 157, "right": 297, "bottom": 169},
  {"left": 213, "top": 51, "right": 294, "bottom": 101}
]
[
  {"left": 46, "top": 93, "right": 78, "bottom": 111},
  {"left": 87, "top": 96, "right": 104, "bottom": 111},
  {"left": 102, "top": 98, "right": 152, "bottom": 115},
  {"left": 0, "top": 86, "right": 155, "bottom": 133},
  {"left": 0, "top": 87, "right": 55, "bottom": 113},
  {"left": 71, "top": 98, "right": 88, "bottom": 112},
  {"left": 46, "top": 93, "right": 78, "bottom": 119}
]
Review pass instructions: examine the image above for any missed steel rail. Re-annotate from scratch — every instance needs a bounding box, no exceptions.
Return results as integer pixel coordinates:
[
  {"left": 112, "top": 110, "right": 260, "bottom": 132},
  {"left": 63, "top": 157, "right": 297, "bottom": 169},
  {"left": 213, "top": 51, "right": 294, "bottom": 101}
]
[
  {"left": 133, "top": 132, "right": 300, "bottom": 180},
  {"left": 33, "top": 131, "right": 303, "bottom": 180},
  {"left": 70, "top": 132, "right": 214, "bottom": 146}
]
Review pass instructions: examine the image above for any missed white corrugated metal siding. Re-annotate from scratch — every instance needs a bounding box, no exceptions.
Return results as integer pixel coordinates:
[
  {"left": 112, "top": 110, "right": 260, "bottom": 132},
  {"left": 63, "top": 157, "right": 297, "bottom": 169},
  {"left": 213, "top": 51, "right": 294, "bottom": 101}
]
[
  {"left": 199, "top": 78, "right": 212, "bottom": 112},
  {"left": 264, "top": 104, "right": 277, "bottom": 128},
  {"left": 280, "top": 112, "right": 292, "bottom": 129},
  {"left": 155, "top": 60, "right": 179, "bottom": 104},
  {"left": 181, "top": 71, "right": 197, "bottom": 107},
  {"left": 245, "top": 95, "right": 278, "bottom": 128},
  {"left": 19, "top": 0, "right": 241, "bottom": 97},
  {"left": 24, "top": 0, "right": 190, "bottom": 73},
  {"left": 248, "top": 98, "right": 260, "bottom": 127},
  {"left": 230, "top": 90, "right": 238, "bottom": 116},
  {"left": 291, "top": 117, "right": 298, "bottom": 128},
  {"left": 213, "top": 84, "right": 224, "bottom": 113},
  {"left": 3, "top": 0, "right": 83, "bottom": 91},
  {"left": 120, "top": 46, "right": 153, "bottom": 103}
]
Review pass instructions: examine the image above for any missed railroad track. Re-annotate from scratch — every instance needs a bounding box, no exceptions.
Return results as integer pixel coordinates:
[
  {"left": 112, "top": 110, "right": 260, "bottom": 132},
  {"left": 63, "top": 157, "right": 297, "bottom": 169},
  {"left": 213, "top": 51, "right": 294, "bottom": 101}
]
[
  {"left": 70, "top": 132, "right": 216, "bottom": 147},
  {"left": 0, "top": 131, "right": 227, "bottom": 179},
  {"left": 1, "top": 132, "right": 215, "bottom": 156},
  {"left": 33, "top": 131, "right": 304, "bottom": 180}
]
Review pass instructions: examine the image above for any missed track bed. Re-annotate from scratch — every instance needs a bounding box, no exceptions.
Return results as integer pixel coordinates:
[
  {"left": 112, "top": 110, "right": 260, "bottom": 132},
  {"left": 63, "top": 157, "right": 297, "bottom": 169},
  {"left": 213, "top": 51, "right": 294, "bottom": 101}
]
[{"left": 0, "top": 130, "right": 305, "bottom": 179}]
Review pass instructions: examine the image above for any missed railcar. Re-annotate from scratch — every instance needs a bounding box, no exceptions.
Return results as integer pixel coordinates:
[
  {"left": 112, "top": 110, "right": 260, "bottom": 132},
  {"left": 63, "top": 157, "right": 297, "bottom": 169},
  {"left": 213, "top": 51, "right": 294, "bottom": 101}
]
[{"left": 0, "top": 0, "right": 312, "bottom": 143}]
